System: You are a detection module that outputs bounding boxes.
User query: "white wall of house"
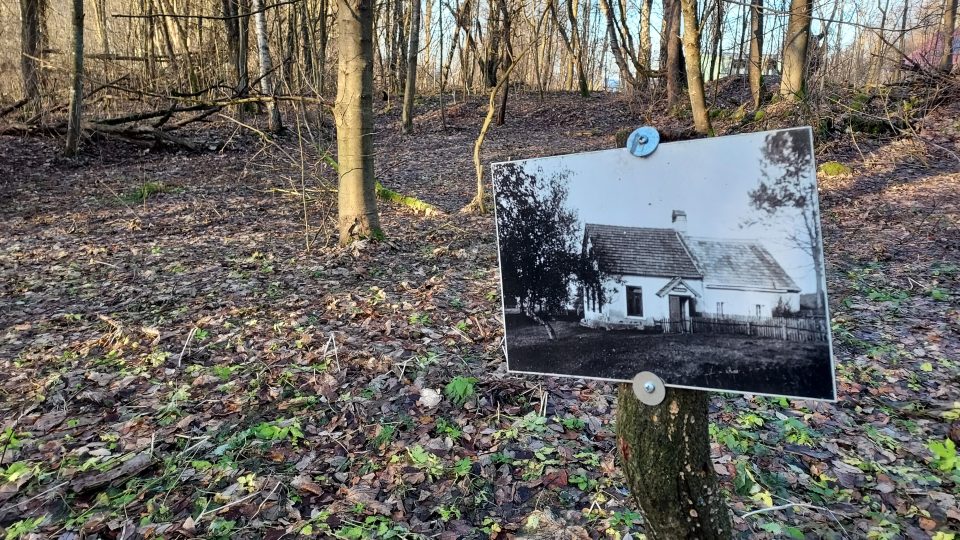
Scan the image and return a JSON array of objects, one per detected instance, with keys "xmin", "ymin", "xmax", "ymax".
[
  {"xmin": 584, "ymin": 275, "xmax": 705, "ymax": 326},
  {"xmin": 701, "ymin": 287, "xmax": 800, "ymax": 318}
]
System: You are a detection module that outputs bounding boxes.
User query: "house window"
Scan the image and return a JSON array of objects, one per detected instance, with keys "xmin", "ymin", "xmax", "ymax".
[
  {"xmin": 755, "ymin": 304, "xmax": 763, "ymax": 317},
  {"xmin": 627, "ymin": 287, "xmax": 643, "ymax": 316},
  {"xmin": 716, "ymin": 302, "xmax": 724, "ymax": 316}
]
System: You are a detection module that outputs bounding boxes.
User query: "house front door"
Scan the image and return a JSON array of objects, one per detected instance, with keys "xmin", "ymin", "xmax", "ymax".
[{"xmin": 668, "ymin": 295, "xmax": 690, "ymax": 333}]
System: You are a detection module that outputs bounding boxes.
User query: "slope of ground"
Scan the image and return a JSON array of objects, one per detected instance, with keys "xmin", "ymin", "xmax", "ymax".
[{"xmin": 0, "ymin": 91, "xmax": 958, "ymax": 539}]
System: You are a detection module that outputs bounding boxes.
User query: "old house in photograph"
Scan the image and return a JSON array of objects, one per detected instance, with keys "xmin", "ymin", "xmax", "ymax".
[{"xmin": 582, "ymin": 210, "xmax": 802, "ymax": 330}]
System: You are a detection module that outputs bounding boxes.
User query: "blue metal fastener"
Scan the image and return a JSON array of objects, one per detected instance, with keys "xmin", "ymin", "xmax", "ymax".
[{"xmin": 626, "ymin": 126, "xmax": 660, "ymax": 157}]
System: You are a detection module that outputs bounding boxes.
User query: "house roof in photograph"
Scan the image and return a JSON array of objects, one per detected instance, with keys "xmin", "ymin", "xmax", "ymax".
[
  {"xmin": 582, "ymin": 224, "xmax": 802, "ymax": 293},
  {"xmin": 583, "ymin": 224, "xmax": 703, "ymax": 279},
  {"xmin": 683, "ymin": 237, "xmax": 801, "ymax": 292}
]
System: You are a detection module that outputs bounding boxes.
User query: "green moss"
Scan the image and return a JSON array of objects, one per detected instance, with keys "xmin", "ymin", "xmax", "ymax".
[
  {"xmin": 819, "ymin": 161, "xmax": 852, "ymax": 176},
  {"xmin": 851, "ymin": 93, "xmax": 871, "ymax": 112},
  {"xmin": 753, "ymin": 110, "xmax": 766, "ymax": 122}
]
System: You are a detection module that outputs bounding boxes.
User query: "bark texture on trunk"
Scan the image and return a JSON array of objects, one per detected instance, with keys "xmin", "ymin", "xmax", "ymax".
[
  {"xmin": 617, "ymin": 385, "xmax": 732, "ymax": 540},
  {"xmin": 65, "ymin": 0, "xmax": 84, "ymax": 157},
  {"xmin": 20, "ymin": 0, "xmax": 45, "ymax": 110},
  {"xmin": 335, "ymin": 0, "xmax": 382, "ymax": 244},
  {"xmin": 253, "ymin": 0, "xmax": 282, "ymax": 132},
  {"xmin": 679, "ymin": 0, "xmax": 711, "ymax": 135},
  {"xmin": 780, "ymin": 0, "xmax": 812, "ymax": 101},
  {"xmin": 401, "ymin": 0, "xmax": 421, "ymax": 132},
  {"xmin": 748, "ymin": 0, "xmax": 764, "ymax": 110},
  {"xmin": 940, "ymin": 0, "xmax": 958, "ymax": 72}
]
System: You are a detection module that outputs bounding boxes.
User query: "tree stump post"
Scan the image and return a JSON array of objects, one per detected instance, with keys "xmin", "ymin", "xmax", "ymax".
[
  {"xmin": 609, "ymin": 129, "xmax": 731, "ymax": 539},
  {"xmin": 616, "ymin": 384, "xmax": 732, "ymax": 539}
]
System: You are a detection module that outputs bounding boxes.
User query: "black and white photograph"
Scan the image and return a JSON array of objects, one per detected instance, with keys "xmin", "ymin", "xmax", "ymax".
[{"xmin": 493, "ymin": 127, "xmax": 835, "ymax": 400}]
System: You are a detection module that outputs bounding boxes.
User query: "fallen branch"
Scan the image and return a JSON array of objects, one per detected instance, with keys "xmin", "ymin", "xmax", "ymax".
[
  {"xmin": 320, "ymin": 153, "xmax": 443, "ymax": 215},
  {"xmin": 70, "ymin": 451, "xmax": 154, "ymax": 493},
  {"xmin": 375, "ymin": 182, "xmax": 444, "ymax": 216},
  {"xmin": 0, "ymin": 99, "xmax": 29, "ymax": 119}
]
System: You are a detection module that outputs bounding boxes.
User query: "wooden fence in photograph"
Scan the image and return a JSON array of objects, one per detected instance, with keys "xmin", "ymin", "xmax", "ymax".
[{"xmin": 654, "ymin": 315, "xmax": 829, "ymax": 343}]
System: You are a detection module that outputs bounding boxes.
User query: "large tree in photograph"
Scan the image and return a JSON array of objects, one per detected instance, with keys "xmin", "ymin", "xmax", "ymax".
[
  {"xmin": 780, "ymin": 0, "xmax": 813, "ymax": 100},
  {"xmin": 335, "ymin": 0, "xmax": 382, "ymax": 244},
  {"xmin": 493, "ymin": 163, "xmax": 606, "ymax": 339},
  {"xmin": 750, "ymin": 129, "xmax": 823, "ymax": 309}
]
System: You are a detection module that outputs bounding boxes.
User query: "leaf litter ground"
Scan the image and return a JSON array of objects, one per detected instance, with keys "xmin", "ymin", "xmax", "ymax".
[{"xmin": 0, "ymin": 91, "xmax": 958, "ymax": 539}]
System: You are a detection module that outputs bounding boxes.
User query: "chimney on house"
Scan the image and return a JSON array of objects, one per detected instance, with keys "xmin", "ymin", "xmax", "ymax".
[{"xmin": 671, "ymin": 210, "xmax": 687, "ymax": 233}]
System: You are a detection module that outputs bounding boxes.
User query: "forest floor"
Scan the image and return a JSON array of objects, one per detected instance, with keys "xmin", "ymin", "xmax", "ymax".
[{"xmin": 1, "ymin": 85, "xmax": 959, "ymax": 540}]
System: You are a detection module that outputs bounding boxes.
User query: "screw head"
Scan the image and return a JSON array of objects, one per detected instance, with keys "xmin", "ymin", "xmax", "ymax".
[{"xmin": 643, "ymin": 381, "xmax": 656, "ymax": 394}]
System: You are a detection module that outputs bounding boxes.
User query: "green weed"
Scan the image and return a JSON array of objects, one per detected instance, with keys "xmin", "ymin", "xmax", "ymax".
[
  {"xmin": 928, "ymin": 439, "xmax": 958, "ymax": 472},
  {"xmin": 124, "ymin": 181, "xmax": 176, "ymax": 203},
  {"xmin": 4, "ymin": 516, "xmax": 45, "ymax": 539},
  {"xmin": 250, "ymin": 418, "xmax": 304, "ymax": 446},
  {"xmin": 558, "ymin": 416, "xmax": 586, "ymax": 431},
  {"xmin": 444, "ymin": 376, "xmax": 477, "ymax": 406},
  {"xmin": 435, "ymin": 417, "xmax": 462, "ymax": 440},
  {"xmin": 407, "ymin": 445, "xmax": 444, "ymax": 480}
]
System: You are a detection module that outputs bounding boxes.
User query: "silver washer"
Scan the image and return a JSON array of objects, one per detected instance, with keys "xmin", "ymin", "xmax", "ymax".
[{"xmin": 632, "ymin": 371, "xmax": 666, "ymax": 406}]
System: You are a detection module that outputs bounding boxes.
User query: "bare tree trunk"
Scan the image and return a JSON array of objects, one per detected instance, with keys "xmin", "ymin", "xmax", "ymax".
[
  {"xmin": 639, "ymin": 0, "xmax": 652, "ymax": 87},
  {"xmin": 65, "ymin": 0, "xmax": 84, "ymax": 157},
  {"xmin": 780, "ymin": 0, "xmax": 812, "ymax": 101},
  {"xmin": 664, "ymin": 0, "xmax": 684, "ymax": 107},
  {"xmin": 423, "ymin": 0, "xmax": 433, "ymax": 69},
  {"xmin": 223, "ymin": 0, "xmax": 251, "ymax": 97},
  {"xmin": 940, "ymin": 0, "xmax": 958, "ymax": 72},
  {"xmin": 336, "ymin": 0, "xmax": 382, "ymax": 244},
  {"xmin": 19, "ymin": 0, "xmax": 46, "ymax": 112},
  {"xmin": 482, "ymin": 0, "xmax": 503, "ymax": 87},
  {"xmin": 298, "ymin": 1, "xmax": 315, "ymax": 91},
  {"xmin": 401, "ymin": 0, "xmax": 422, "ymax": 133},
  {"xmin": 868, "ymin": 0, "xmax": 890, "ymax": 86},
  {"xmin": 748, "ymin": 0, "xmax": 764, "ymax": 109},
  {"xmin": 617, "ymin": 386, "xmax": 732, "ymax": 540},
  {"xmin": 707, "ymin": 0, "xmax": 722, "ymax": 84},
  {"xmin": 93, "ymin": 0, "xmax": 110, "ymax": 60},
  {"xmin": 439, "ymin": 0, "xmax": 447, "ymax": 130},
  {"xmin": 145, "ymin": 0, "xmax": 158, "ymax": 81},
  {"xmin": 283, "ymin": 4, "xmax": 296, "ymax": 90},
  {"xmin": 253, "ymin": 0, "xmax": 282, "ymax": 132},
  {"xmin": 391, "ymin": 0, "xmax": 408, "ymax": 92},
  {"xmin": 549, "ymin": 0, "xmax": 589, "ymax": 96},
  {"xmin": 317, "ymin": 0, "xmax": 330, "ymax": 93},
  {"xmin": 495, "ymin": 0, "xmax": 513, "ymax": 125},
  {"xmin": 679, "ymin": 0, "xmax": 711, "ymax": 134},
  {"xmin": 599, "ymin": 0, "xmax": 637, "ymax": 91}
]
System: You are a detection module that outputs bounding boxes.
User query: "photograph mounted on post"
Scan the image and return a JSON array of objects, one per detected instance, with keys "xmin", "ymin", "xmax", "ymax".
[{"xmin": 492, "ymin": 127, "xmax": 836, "ymax": 401}]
